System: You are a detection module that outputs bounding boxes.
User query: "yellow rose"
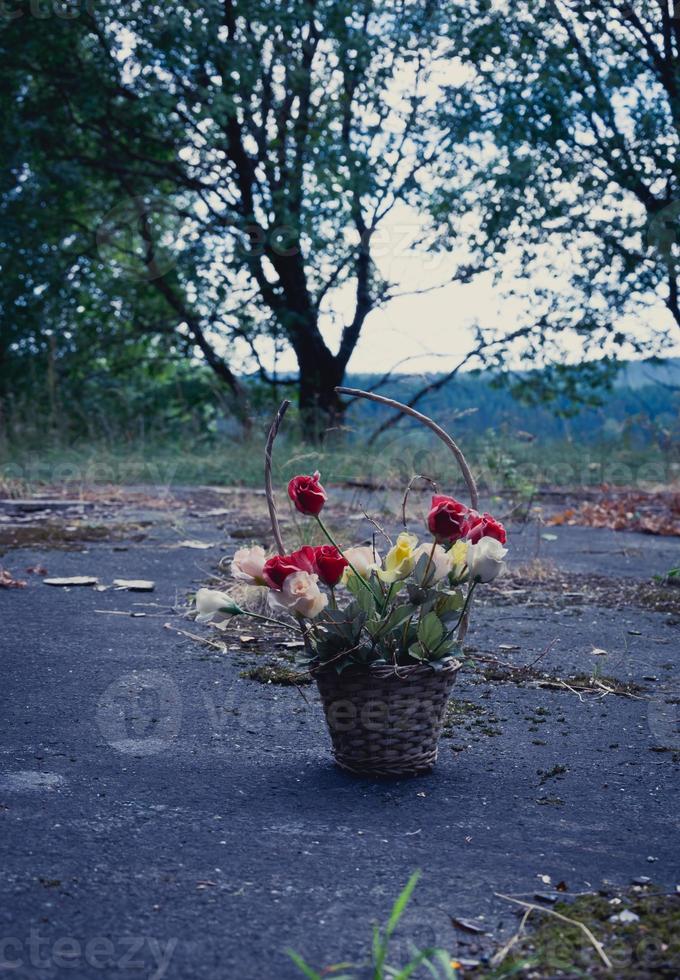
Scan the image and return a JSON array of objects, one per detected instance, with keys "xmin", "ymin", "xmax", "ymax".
[
  {"xmin": 449, "ymin": 539, "xmax": 469, "ymax": 581},
  {"xmin": 378, "ymin": 532, "xmax": 419, "ymax": 584}
]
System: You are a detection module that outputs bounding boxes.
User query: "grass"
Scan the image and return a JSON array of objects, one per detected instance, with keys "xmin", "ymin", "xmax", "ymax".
[
  {"xmin": 287, "ymin": 877, "xmax": 680, "ymax": 979},
  {"xmin": 470, "ymin": 887, "xmax": 680, "ymax": 978},
  {"xmin": 288, "ymin": 872, "xmax": 459, "ymax": 980},
  {"xmin": 1, "ymin": 430, "xmax": 677, "ymax": 493}
]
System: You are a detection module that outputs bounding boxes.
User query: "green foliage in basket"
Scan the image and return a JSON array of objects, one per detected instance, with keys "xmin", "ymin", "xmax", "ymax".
[{"xmin": 194, "ymin": 470, "xmax": 509, "ymax": 673}]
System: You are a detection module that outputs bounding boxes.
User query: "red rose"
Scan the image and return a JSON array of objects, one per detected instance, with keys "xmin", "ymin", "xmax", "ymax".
[
  {"xmin": 288, "ymin": 471, "xmax": 327, "ymax": 516},
  {"xmin": 427, "ymin": 494, "xmax": 469, "ymax": 542},
  {"xmin": 312, "ymin": 545, "xmax": 348, "ymax": 587},
  {"xmin": 464, "ymin": 512, "xmax": 507, "ymax": 545},
  {"xmin": 263, "ymin": 546, "xmax": 316, "ymax": 589}
]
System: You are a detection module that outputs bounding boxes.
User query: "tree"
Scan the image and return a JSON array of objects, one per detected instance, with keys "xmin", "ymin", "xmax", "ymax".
[
  {"xmin": 1, "ymin": 0, "xmax": 477, "ymax": 439},
  {"xmin": 432, "ymin": 0, "xmax": 680, "ymax": 377}
]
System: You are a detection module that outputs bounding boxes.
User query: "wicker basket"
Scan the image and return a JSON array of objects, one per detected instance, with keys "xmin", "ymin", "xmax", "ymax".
[{"xmin": 315, "ymin": 659, "xmax": 462, "ymax": 777}]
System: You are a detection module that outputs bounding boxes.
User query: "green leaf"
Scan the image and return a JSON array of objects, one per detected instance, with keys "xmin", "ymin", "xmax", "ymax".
[
  {"xmin": 408, "ymin": 642, "xmax": 427, "ymax": 661},
  {"xmin": 406, "ymin": 584, "xmax": 429, "ymax": 606},
  {"xmin": 364, "ymin": 617, "xmax": 384, "ymax": 639},
  {"xmin": 411, "ymin": 551, "xmax": 433, "ymax": 585},
  {"xmin": 417, "ymin": 612, "xmax": 444, "ymax": 652},
  {"xmin": 383, "ymin": 603, "xmax": 416, "ymax": 634},
  {"xmin": 435, "ymin": 591, "xmax": 465, "ymax": 622},
  {"xmin": 345, "ymin": 577, "xmax": 377, "ymax": 616}
]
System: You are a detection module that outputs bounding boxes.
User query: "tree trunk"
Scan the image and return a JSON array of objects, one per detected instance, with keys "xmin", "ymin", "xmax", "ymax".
[{"xmin": 297, "ymin": 347, "xmax": 346, "ymax": 442}]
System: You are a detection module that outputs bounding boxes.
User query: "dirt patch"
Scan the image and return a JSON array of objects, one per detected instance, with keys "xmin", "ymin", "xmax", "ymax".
[
  {"xmin": 442, "ymin": 699, "xmax": 502, "ymax": 745},
  {"xmin": 468, "ymin": 887, "xmax": 680, "ymax": 978},
  {"xmin": 548, "ymin": 489, "xmax": 680, "ymax": 536},
  {"xmin": 240, "ymin": 663, "xmax": 313, "ymax": 686},
  {"xmin": 493, "ymin": 562, "xmax": 680, "ymax": 616},
  {"xmin": 0, "ymin": 522, "xmax": 148, "ymax": 555}
]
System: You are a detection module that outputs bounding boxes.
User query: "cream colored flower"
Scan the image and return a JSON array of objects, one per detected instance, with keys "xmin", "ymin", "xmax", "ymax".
[
  {"xmin": 377, "ymin": 532, "xmax": 419, "ymax": 584},
  {"xmin": 340, "ymin": 545, "xmax": 381, "ymax": 584},
  {"xmin": 230, "ymin": 545, "xmax": 268, "ymax": 585},
  {"xmin": 195, "ymin": 588, "xmax": 243, "ymax": 623},
  {"xmin": 269, "ymin": 571, "xmax": 328, "ymax": 618},
  {"xmin": 468, "ymin": 537, "xmax": 507, "ymax": 583},
  {"xmin": 413, "ymin": 543, "xmax": 452, "ymax": 584}
]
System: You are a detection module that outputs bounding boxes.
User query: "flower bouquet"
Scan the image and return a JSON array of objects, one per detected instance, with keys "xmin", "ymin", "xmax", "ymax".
[{"xmin": 195, "ymin": 388, "xmax": 508, "ymax": 776}]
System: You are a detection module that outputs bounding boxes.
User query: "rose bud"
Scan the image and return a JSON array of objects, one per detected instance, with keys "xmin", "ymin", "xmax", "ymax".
[
  {"xmin": 313, "ymin": 545, "xmax": 348, "ymax": 587},
  {"xmin": 427, "ymin": 494, "xmax": 469, "ymax": 542},
  {"xmin": 195, "ymin": 588, "xmax": 243, "ymax": 623},
  {"xmin": 288, "ymin": 471, "xmax": 327, "ymax": 516},
  {"xmin": 464, "ymin": 512, "xmax": 507, "ymax": 545},
  {"xmin": 262, "ymin": 546, "xmax": 316, "ymax": 590}
]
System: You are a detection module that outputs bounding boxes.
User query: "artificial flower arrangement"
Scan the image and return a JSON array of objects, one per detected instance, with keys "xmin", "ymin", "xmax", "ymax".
[
  {"xmin": 196, "ymin": 475, "xmax": 507, "ymax": 672},
  {"xmin": 195, "ymin": 389, "xmax": 509, "ymax": 776}
]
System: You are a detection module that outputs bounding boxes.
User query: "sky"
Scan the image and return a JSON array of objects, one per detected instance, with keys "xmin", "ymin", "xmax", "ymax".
[{"xmin": 250, "ymin": 198, "xmax": 679, "ymax": 378}]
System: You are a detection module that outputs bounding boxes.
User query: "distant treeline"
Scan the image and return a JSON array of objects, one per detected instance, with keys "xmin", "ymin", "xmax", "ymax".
[
  {"xmin": 344, "ymin": 361, "xmax": 680, "ymax": 448},
  {"xmin": 2, "ymin": 355, "xmax": 678, "ymax": 449}
]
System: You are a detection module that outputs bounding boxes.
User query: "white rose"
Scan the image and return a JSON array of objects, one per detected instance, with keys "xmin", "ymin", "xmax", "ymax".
[
  {"xmin": 341, "ymin": 545, "xmax": 381, "ymax": 581},
  {"xmin": 230, "ymin": 545, "xmax": 267, "ymax": 585},
  {"xmin": 413, "ymin": 543, "xmax": 452, "ymax": 584},
  {"xmin": 269, "ymin": 571, "xmax": 328, "ymax": 619},
  {"xmin": 467, "ymin": 538, "xmax": 507, "ymax": 583},
  {"xmin": 195, "ymin": 588, "xmax": 243, "ymax": 623}
]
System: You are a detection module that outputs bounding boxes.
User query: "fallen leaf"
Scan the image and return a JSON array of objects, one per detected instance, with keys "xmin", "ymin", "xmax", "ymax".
[
  {"xmin": 43, "ymin": 576, "xmax": 98, "ymax": 587},
  {"xmin": 239, "ymin": 635, "xmax": 257, "ymax": 644},
  {"xmin": 591, "ymin": 647, "xmax": 608, "ymax": 656},
  {"xmin": 176, "ymin": 540, "xmax": 216, "ymax": 550},
  {"xmin": 113, "ymin": 579, "xmax": 155, "ymax": 592},
  {"xmin": 450, "ymin": 918, "xmax": 487, "ymax": 935},
  {"xmin": 0, "ymin": 568, "xmax": 27, "ymax": 588}
]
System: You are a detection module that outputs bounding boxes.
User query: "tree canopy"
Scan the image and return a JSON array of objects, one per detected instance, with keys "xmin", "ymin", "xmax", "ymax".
[
  {"xmin": 433, "ymin": 0, "xmax": 679, "ymax": 392},
  {"xmin": 1, "ymin": 0, "xmax": 678, "ymax": 440}
]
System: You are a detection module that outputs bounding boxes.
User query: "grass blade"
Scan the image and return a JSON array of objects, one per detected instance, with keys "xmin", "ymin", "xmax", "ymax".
[
  {"xmin": 386, "ymin": 871, "xmax": 421, "ymax": 937},
  {"xmin": 286, "ymin": 949, "xmax": 323, "ymax": 980}
]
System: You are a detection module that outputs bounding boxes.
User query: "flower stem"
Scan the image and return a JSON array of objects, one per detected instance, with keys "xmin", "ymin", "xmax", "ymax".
[
  {"xmin": 421, "ymin": 538, "xmax": 438, "ymax": 585},
  {"xmin": 243, "ymin": 610, "xmax": 302, "ymax": 634},
  {"xmin": 453, "ymin": 581, "xmax": 477, "ymax": 639},
  {"xmin": 315, "ymin": 516, "xmax": 376, "ymax": 600}
]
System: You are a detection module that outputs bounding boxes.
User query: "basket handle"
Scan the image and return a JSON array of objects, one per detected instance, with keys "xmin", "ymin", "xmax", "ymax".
[
  {"xmin": 264, "ymin": 399, "xmax": 290, "ymax": 555},
  {"xmin": 335, "ymin": 386, "xmax": 479, "ymax": 510}
]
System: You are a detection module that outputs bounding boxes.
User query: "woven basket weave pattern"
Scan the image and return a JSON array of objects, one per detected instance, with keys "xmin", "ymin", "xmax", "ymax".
[{"xmin": 315, "ymin": 660, "xmax": 461, "ymax": 776}]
